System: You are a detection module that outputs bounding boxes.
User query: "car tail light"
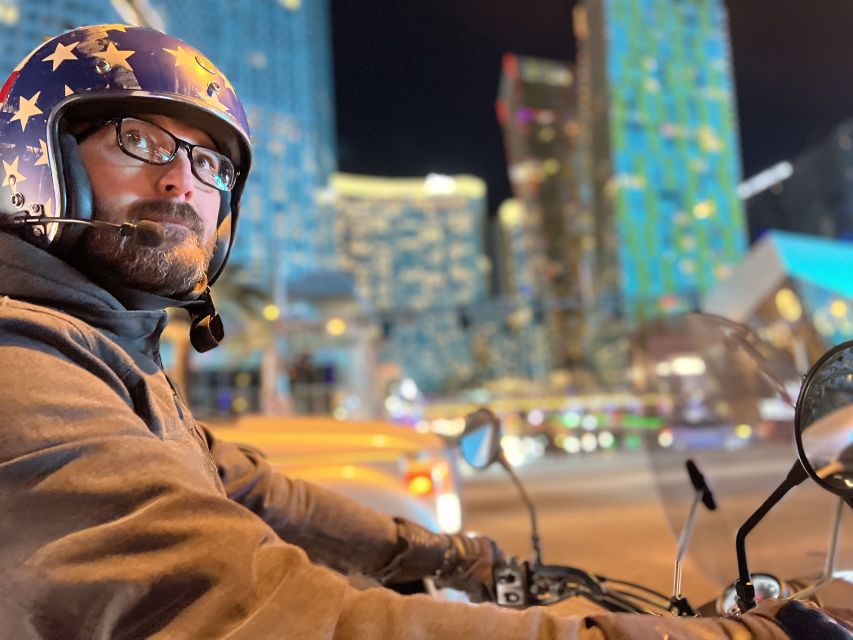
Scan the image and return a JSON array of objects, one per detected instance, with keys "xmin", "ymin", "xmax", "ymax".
[
  {"xmin": 404, "ymin": 457, "xmax": 461, "ymax": 533},
  {"xmin": 405, "ymin": 471, "xmax": 434, "ymax": 497}
]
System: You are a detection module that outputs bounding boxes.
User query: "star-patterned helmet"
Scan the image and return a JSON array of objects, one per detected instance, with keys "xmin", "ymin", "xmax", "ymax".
[{"xmin": 0, "ymin": 24, "xmax": 252, "ymax": 285}]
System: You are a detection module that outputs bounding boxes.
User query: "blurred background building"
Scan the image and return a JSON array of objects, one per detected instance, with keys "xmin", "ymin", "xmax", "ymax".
[
  {"xmin": 741, "ymin": 119, "xmax": 853, "ymax": 242},
  {"xmin": 496, "ymin": 53, "xmax": 589, "ymax": 371},
  {"xmin": 331, "ymin": 173, "xmax": 550, "ymax": 398},
  {"xmin": 573, "ymin": 0, "xmax": 748, "ymax": 386}
]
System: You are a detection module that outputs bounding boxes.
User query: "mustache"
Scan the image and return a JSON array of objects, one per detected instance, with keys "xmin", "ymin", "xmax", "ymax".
[{"xmin": 127, "ymin": 200, "xmax": 205, "ymax": 234}]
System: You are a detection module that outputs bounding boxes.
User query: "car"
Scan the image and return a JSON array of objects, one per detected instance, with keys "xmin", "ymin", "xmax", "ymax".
[{"xmin": 206, "ymin": 414, "xmax": 463, "ymax": 536}]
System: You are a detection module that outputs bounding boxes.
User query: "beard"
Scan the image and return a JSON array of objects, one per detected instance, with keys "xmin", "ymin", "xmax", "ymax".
[{"xmin": 83, "ymin": 198, "xmax": 217, "ymax": 297}]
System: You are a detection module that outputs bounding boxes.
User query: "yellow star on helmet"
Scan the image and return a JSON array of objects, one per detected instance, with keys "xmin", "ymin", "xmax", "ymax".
[
  {"xmin": 64, "ymin": 85, "xmax": 74, "ymax": 97},
  {"xmin": 42, "ymin": 41, "xmax": 78, "ymax": 71},
  {"xmin": 3, "ymin": 156, "xmax": 26, "ymax": 187},
  {"xmin": 9, "ymin": 91, "xmax": 43, "ymax": 132},
  {"xmin": 92, "ymin": 42, "xmax": 136, "ymax": 70},
  {"xmin": 164, "ymin": 45, "xmax": 198, "ymax": 69},
  {"xmin": 34, "ymin": 139, "xmax": 49, "ymax": 166},
  {"xmin": 220, "ymin": 71, "xmax": 236, "ymax": 95},
  {"xmin": 104, "ymin": 24, "xmax": 129, "ymax": 34}
]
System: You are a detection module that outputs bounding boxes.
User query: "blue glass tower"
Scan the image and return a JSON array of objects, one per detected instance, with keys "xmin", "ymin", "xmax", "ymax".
[
  {"xmin": 0, "ymin": 1, "xmax": 120, "ymax": 69},
  {"xmin": 577, "ymin": 0, "xmax": 747, "ymax": 320}
]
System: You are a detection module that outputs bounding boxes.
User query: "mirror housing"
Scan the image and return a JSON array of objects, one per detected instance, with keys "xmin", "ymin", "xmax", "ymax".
[
  {"xmin": 794, "ymin": 340, "xmax": 853, "ymax": 499},
  {"xmin": 460, "ymin": 408, "xmax": 503, "ymax": 470}
]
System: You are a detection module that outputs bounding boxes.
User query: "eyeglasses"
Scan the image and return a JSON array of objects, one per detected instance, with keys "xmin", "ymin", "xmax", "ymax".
[{"xmin": 86, "ymin": 117, "xmax": 237, "ymax": 192}]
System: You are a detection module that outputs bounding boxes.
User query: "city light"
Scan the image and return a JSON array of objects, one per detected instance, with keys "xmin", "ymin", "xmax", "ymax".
[
  {"xmin": 562, "ymin": 411, "xmax": 582, "ymax": 428},
  {"xmin": 262, "ymin": 304, "xmax": 280, "ymax": 321},
  {"xmin": 325, "ymin": 317, "xmax": 347, "ymax": 336},
  {"xmin": 775, "ymin": 288, "xmax": 803, "ymax": 323},
  {"xmin": 670, "ymin": 356, "xmax": 706, "ymax": 376},
  {"xmin": 658, "ymin": 430, "xmax": 674, "ymax": 448},
  {"xmin": 831, "ymin": 299, "xmax": 848, "ymax": 318},
  {"xmin": 737, "ymin": 161, "xmax": 793, "ymax": 199},
  {"xmin": 598, "ymin": 431, "xmax": 616, "ymax": 449},
  {"xmin": 399, "ymin": 378, "xmax": 419, "ymax": 401},
  {"xmin": 563, "ymin": 436, "xmax": 581, "ymax": 454},
  {"xmin": 424, "ymin": 173, "xmax": 457, "ymax": 195},
  {"xmin": 0, "ymin": 2, "xmax": 18, "ymax": 25},
  {"xmin": 370, "ymin": 435, "xmax": 390, "ymax": 447},
  {"xmin": 735, "ymin": 424, "xmax": 753, "ymax": 439},
  {"xmin": 692, "ymin": 200, "xmax": 717, "ymax": 219},
  {"xmin": 580, "ymin": 432, "xmax": 598, "ymax": 452},
  {"xmin": 527, "ymin": 409, "xmax": 545, "ymax": 426}
]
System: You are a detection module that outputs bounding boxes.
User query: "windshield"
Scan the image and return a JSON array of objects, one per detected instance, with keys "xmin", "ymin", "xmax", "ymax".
[{"xmin": 644, "ymin": 313, "xmax": 852, "ymax": 602}]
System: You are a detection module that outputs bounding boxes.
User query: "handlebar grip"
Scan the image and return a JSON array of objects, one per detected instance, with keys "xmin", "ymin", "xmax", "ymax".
[{"xmin": 686, "ymin": 458, "xmax": 717, "ymax": 511}]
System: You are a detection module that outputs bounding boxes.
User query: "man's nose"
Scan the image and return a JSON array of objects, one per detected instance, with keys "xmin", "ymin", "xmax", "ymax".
[{"xmin": 155, "ymin": 149, "xmax": 197, "ymax": 200}]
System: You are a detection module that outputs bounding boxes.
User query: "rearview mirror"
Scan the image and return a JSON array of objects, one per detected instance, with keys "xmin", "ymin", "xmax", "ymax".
[
  {"xmin": 794, "ymin": 340, "xmax": 853, "ymax": 498},
  {"xmin": 459, "ymin": 408, "xmax": 503, "ymax": 470}
]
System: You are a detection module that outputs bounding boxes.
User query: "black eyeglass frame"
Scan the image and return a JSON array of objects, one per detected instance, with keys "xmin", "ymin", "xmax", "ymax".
[{"xmin": 77, "ymin": 117, "xmax": 238, "ymax": 192}]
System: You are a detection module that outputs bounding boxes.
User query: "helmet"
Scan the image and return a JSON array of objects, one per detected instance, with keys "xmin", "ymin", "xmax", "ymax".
[{"xmin": 0, "ymin": 24, "xmax": 252, "ymax": 287}]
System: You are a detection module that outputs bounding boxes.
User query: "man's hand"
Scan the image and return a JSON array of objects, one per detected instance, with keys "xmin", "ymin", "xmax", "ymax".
[{"xmin": 370, "ymin": 518, "xmax": 503, "ymax": 602}]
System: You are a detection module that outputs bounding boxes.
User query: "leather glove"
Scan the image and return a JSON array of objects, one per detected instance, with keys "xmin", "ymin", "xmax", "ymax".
[{"xmin": 370, "ymin": 517, "xmax": 503, "ymax": 602}]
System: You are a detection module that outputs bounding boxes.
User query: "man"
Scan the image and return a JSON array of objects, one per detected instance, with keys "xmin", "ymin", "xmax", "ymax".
[{"xmin": 0, "ymin": 24, "xmax": 845, "ymax": 639}]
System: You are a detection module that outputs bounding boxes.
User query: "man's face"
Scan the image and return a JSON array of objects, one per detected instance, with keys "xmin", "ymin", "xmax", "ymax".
[{"xmin": 77, "ymin": 114, "xmax": 224, "ymax": 297}]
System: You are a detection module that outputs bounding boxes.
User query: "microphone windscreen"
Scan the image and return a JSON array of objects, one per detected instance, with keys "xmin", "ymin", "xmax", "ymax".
[{"xmin": 134, "ymin": 220, "xmax": 166, "ymax": 247}]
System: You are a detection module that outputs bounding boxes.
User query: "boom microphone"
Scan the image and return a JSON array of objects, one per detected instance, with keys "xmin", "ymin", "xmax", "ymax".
[{"xmin": 4, "ymin": 215, "xmax": 166, "ymax": 247}]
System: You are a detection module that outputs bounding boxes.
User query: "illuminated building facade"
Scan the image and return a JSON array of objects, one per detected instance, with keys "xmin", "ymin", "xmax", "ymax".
[
  {"xmin": 333, "ymin": 174, "xmax": 549, "ymax": 394},
  {"xmin": 496, "ymin": 54, "xmax": 590, "ymax": 368},
  {"xmin": 742, "ymin": 120, "xmax": 853, "ymax": 243},
  {"xmin": 495, "ymin": 199, "xmax": 538, "ymax": 301},
  {"xmin": 332, "ymin": 174, "xmax": 485, "ymax": 394},
  {"xmin": 575, "ymin": 0, "xmax": 747, "ymax": 319},
  {"xmin": 574, "ymin": 0, "xmax": 747, "ymax": 384}
]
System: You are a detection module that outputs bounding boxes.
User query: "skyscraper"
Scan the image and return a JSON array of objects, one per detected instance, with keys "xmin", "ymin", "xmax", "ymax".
[
  {"xmin": 574, "ymin": 0, "xmax": 747, "ymax": 384},
  {"xmin": 0, "ymin": 1, "xmax": 118, "ymax": 69},
  {"xmin": 496, "ymin": 53, "xmax": 590, "ymax": 368},
  {"xmin": 575, "ymin": 0, "xmax": 747, "ymax": 320},
  {"xmin": 333, "ymin": 173, "xmax": 488, "ymax": 394}
]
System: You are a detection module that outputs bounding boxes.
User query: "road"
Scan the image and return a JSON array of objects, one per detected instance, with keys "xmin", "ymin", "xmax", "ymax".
[{"xmin": 460, "ymin": 445, "xmax": 852, "ymax": 609}]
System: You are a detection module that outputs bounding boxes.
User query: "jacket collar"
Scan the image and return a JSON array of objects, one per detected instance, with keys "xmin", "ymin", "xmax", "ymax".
[{"xmin": 0, "ymin": 232, "xmax": 202, "ymax": 356}]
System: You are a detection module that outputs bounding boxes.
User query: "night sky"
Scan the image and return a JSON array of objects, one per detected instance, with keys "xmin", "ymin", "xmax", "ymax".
[{"xmin": 331, "ymin": 0, "xmax": 853, "ymax": 215}]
